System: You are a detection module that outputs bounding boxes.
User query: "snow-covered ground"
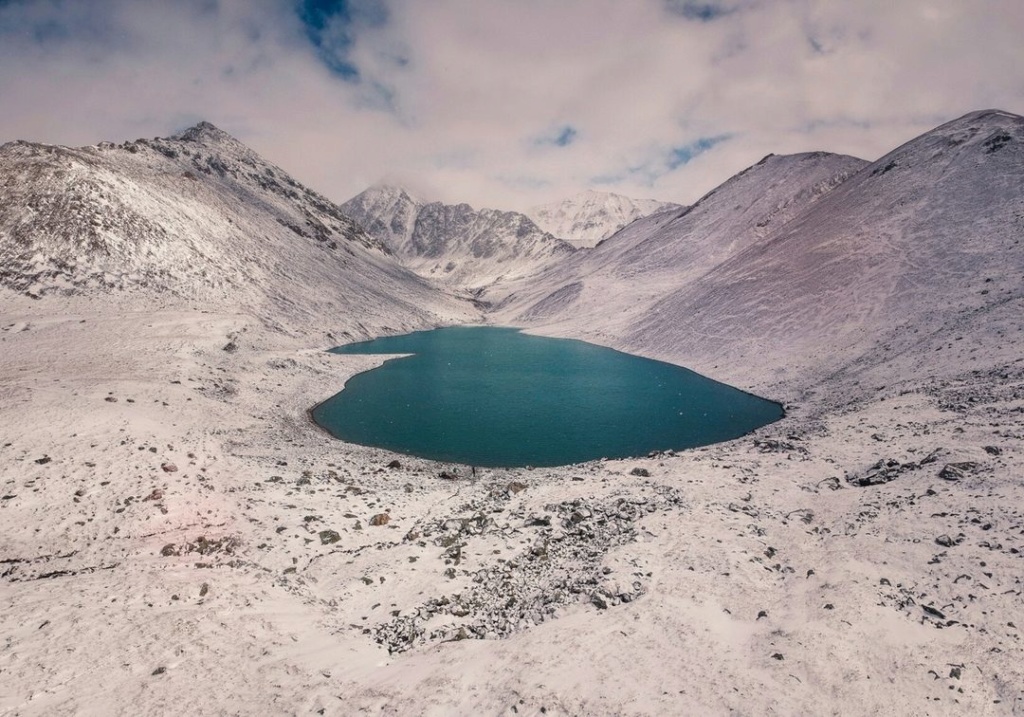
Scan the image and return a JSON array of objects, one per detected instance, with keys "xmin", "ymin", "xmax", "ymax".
[{"xmin": 2, "ymin": 113, "xmax": 1023, "ymax": 715}]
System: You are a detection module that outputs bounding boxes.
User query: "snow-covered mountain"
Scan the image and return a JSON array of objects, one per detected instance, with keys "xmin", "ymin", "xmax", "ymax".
[
  {"xmin": 527, "ymin": 190, "xmax": 682, "ymax": 248},
  {"xmin": 488, "ymin": 150, "xmax": 867, "ymax": 349},
  {"xmin": 624, "ymin": 109, "xmax": 1024, "ymax": 390},
  {"xmin": 496, "ymin": 109, "xmax": 1024, "ymax": 396},
  {"xmin": 341, "ymin": 185, "xmax": 575, "ymax": 290},
  {"xmin": 0, "ymin": 122, "xmax": 473, "ymax": 338}
]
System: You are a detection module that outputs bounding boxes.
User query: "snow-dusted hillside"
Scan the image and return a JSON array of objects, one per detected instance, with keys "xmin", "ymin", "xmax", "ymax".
[
  {"xmin": 489, "ymin": 150, "xmax": 867, "ymax": 351},
  {"xmin": 0, "ymin": 123, "xmax": 475, "ymax": 339},
  {"xmin": 527, "ymin": 189, "xmax": 682, "ymax": 248},
  {"xmin": 341, "ymin": 184, "xmax": 575, "ymax": 290},
  {"xmin": 620, "ymin": 110, "xmax": 1024, "ymax": 392}
]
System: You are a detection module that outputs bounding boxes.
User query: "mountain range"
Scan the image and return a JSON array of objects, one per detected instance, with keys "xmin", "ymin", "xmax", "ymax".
[
  {"xmin": 527, "ymin": 190, "xmax": 682, "ymax": 248},
  {"xmin": 340, "ymin": 184, "xmax": 576, "ymax": 291},
  {"xmin": 2, "ymin": 109, "xmax": 1022, "ymax": 399}
]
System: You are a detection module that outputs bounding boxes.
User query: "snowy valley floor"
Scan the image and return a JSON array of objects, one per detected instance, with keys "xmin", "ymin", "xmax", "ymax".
[{"xmin": 1, "ymin": 298, "xmax": 1022, "ymax": 716}]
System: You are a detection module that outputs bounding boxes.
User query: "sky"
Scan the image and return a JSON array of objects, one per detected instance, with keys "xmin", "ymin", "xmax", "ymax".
[{"xmin": 0, "ymin": 0, "xmax": 1022, "ymax": 211}]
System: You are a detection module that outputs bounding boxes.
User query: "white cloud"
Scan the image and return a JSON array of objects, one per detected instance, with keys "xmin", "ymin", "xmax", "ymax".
[{"xmin": 0, "ymin": 0, "xmax": 1022, "ymax": 211}]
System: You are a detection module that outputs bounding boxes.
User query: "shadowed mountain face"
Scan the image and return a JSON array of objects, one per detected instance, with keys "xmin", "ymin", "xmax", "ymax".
[
  {"xmin": 341, "ymin": 185, "xmax": 576, "ymax": 291},
  {"xmin": 0, "ymin": 122, "xmax": 474, "ymax": 337}
]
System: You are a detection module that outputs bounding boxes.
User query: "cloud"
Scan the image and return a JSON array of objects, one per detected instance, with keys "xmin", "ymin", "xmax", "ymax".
[{"xmin": 0, "ymin": 0, "xmax": 1022, "ymax": 211}]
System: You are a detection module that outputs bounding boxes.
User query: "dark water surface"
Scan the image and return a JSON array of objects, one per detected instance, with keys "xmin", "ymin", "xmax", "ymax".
[{"xmin": 312, "ymin": 326, "xmax": 782, "ymax": 467}]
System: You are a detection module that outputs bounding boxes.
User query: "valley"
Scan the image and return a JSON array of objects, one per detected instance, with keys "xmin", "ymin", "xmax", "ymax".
[{"xmin": 1, "ymin": 111, "xmax": 1022, "ymax": 715}]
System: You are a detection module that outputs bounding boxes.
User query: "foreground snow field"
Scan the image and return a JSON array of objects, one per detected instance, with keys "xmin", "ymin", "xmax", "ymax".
[
  {"xmin": 1, "ymin": 111, "xmax": 1023, "ymax": 715},
  {"xmin": 2, "ymin": 290, "xmax": 1020, "ymax": 716}
]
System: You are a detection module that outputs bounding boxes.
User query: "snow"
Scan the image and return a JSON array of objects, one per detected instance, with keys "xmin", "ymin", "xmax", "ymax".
[
  {"xmin": 527, "ymin": 189, "xmax": 682, "ymax": 248},
  {"xmin": 2, "ymin": 113, "xmax": 1023, "ymax": 715},
  {"xmin": 341, "ymin": 184, "xmax": 575, "ymax": 291}
]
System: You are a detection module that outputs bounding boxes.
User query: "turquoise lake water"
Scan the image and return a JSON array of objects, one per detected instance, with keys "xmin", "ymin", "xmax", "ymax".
[{"xmin": 311, "ymin": 326, "xmax": 782, "ymax": 467}]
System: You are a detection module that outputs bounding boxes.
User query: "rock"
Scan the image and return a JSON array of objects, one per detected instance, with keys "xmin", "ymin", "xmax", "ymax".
[
  {"xmin": 222, "ymin": 341, "xmax": 238, "ymax": 352},
  {"xmin": 922, "ymin": 605, "xmax": 946, "ymax": 619},
  {"xmin": 935, "ymin": 534, "xmax": 955, "ymax": 547},
  {"xmin": 318, "ymin": 529, "xmax": 341, "ymax": 544},
  {"xmin": 143, "ymin": 489, "xmax": 163, "ymax": 502},
  {"xmin": 850, "ymin": 458, "xmax": 902, "ymax": 486},
  {"xmin": 983, "ymin": 446, "xmax": 1002, "ymax": 456},
  {"xmin": 507, "ymin": 480, "xmax": 528, "ymax": 495},
  {"xmin": 757, "ymin": 610, "xmax": 768, "ymax": 620},
  {"xmin": 34, "ymin": 456, "xmax": 51, "ymax": 465},
  {"xmin": 104, "ymin": 396, "xmax": 118, "ymax": 403},
  {"xmin": 369, "ymin": 513, "xmax": 390, "ymax": 526},
  {"xmin": 591, "ymin": 593, "xmax": 608, "ymax": 610},
  {"xmin": 771, "ymin": 653, "xmax": 784, "ymax": 660},
  {"xmin": 152, "ymin": 666, "xmax": 166, "ymax": 676},
  {"xmin": 630, "ymin": 467, "xmax": 651, "ymax": 477},
  {"xmin": 160, "ymin": 543, "xmax": 178, "ymax": 557},
  {"xmin": 199, "ymin": 582, "xmax": 209, "ymax": 597},
  {"xmin": 161, "ymin": 463, "xmax": 178, "ymax": 473},
  {"xmin": 386, "ymin": 459, "xmax": 402, "ymax": 469},
  {"xmin": 938, "ymin": 462, "xmax": 978, "ymax": 481}
]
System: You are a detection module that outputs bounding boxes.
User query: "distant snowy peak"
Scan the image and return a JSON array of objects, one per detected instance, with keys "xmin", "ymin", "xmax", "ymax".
[
  {"xmin": 528, "ymin": 190, "xmax": 683, "ymax": 248},
  {"xmin": 341, "ymin": 185, "xmax": 575, "ymax": 289},
  {"xmin": 340, "ymin": 184, "xmax": 423, "ymax": 252}
]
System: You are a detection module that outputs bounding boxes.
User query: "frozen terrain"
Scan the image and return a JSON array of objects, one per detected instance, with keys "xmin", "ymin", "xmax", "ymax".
[{"xmin": 1, "ymin": 112, "xmax": 1023, "ymax": 716}]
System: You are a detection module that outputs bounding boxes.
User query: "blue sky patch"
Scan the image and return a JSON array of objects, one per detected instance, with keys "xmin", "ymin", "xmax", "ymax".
[
  {"xmin": 592, "ymin": 134, "xmax": 732, "ymax": 187},
  {"xmin": 665, "ymin": 1, "xmax": 735, "ymax": 22},
  {"xmin": 667, "ymin": 134, "xmax": 731, "ymax": 169},
  {"xmin": 534, "ymin": 124, "xmax": 578, "ymax": 148},
  {"xmin": 297, "ymin": 0, "xmax": 388, "ymax": 80}
]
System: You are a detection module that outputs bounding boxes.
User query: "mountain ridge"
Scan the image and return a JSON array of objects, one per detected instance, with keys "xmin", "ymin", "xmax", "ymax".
[
  {"xmin": 0, "ymin": 122, "xmax": 474, "ymax": 338},
  {"xmin": 341, "ymin": 184, "xmax": 576, "ymax": 291}
]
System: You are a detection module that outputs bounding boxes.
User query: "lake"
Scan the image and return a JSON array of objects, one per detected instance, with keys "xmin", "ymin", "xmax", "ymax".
[{"xmin": 311, "ymin": 326, "xmax": 782, "ymax": 467}]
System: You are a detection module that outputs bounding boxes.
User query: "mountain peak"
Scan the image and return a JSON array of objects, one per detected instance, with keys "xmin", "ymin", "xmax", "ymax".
[
  {"xmin": 173, "ymin": 120, "xmax": 240, "ymax": 146},
  {"xmin": 528, "ymin": 191, "xmax": 682, "ymax": 248}
]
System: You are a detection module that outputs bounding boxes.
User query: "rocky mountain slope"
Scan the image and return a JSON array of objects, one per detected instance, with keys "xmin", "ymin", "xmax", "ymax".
[
  {"xmin": 488, "ymin": 150, "xmax": 868, "ymax": 359},
  {"xmin": 341, "ymin": 184, "xmax": 576, "ymax": 290},
  {"xmin": 0, "ymin": 123, "xmax": 474, "ymax": 339},
  {"xmin": 527, "ymin": 189, "xmax": 682, "ymax": 248}
]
